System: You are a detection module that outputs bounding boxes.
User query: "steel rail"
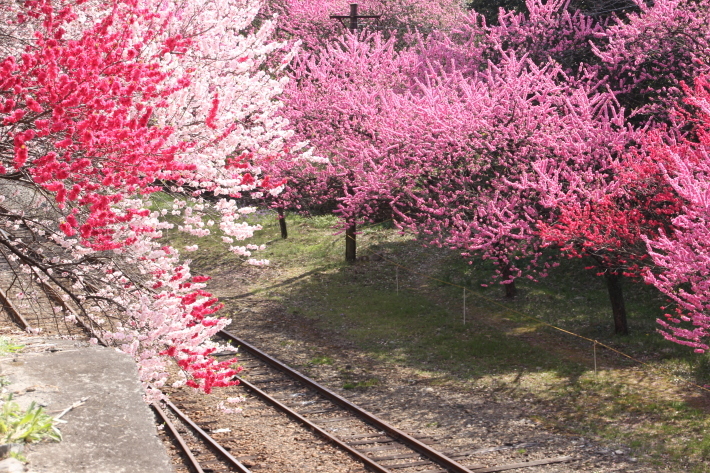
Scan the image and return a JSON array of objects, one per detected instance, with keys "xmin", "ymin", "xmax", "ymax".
[
  {"xmin": 163, "ymin": 399, "xmax": 252, "ymax": 473},
  {"xmin": 0, "ymin": 286, "xmax": 31, "ymax": 330},
  {"xmin": 0, "ymin": 221, "xmax": 103, "ymax": 340},
  {"xmin": 236, "ymin": 374, "xmax": 394, "ymax": 473},
  {"xmin": 220, "ymin": 329, "xmax": 477, "ymax": 473},
  {"xmin": 151, "ymin": 402, "xmax": 206, "ymax": 473},
  {"xmin": 33, "ymin": 277, "xmax": 109, "ymax": 346}
]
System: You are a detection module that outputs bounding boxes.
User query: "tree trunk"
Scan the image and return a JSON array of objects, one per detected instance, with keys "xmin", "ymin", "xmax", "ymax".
[
  {"xmin": 277, "ymin": 208, "xmax": 287, "ymax": 239},
  {"xmin": 345, "ymin": 223, "xmax": 356, "ymax": 263},
  {"xmin": 502, "ymin": 263, "xmax": 517, "ymax": 298},
  {"xmin": 605, "ymin": 272, "xmax": 629, "ymax": 335},
  {"xmin": 505, "ymin": 280, "xmax": 517, "ymax": 299}
]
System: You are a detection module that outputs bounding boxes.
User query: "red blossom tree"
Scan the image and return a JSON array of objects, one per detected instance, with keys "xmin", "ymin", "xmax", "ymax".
[
  {"xmin": 536, "ymin": 149, "xmax": 683, "ymax": 334},
  {"xmin": 0, "ymin": 0, "xmax": 292, "ymax": 398}
]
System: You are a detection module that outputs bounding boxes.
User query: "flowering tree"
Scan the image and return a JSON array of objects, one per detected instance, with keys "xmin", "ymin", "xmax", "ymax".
[
  {"xmin": 0, "ymin": 0, "xmax": 292, "ymax": 397},
  {"xmin": 263, "ymin": 0, "xmax": 465, "ymax": 50},
  {"xmin": 271, "ymin": 0, "xmax": 628, "ymax": 273},
  {"xmin": 384, "ymin": 50, "xmax": 633, "ymax": 297},
  {"xmin": 593, "ymin": 0, "xmax": 710, "ymax": 124},
  {"xmin": 268, "ymin": 0, "xmax": 710, "ymax": 332},
  {"xmin": 536, "ymin": 146, "xmax": 682, "ymax": 334},
  {"xmin": 265, "ymin": 32, "xmax": 418, "ymax": 259},
  {"xmin": 259, "ymin": 0, "xmax": 467, "ymax": 250},
  {"xmin": 267, "ymin": 0, "xmax": 604, "ymax": 263},
  {"xmin": 643, "ymin": 75, "xmax": 710, "ymax": 353},
  {"xmin": 412, "ymin": 0, "xmax": 707, "ymax": 317},
  {"xmin": 278, "ymin": 21, "xmax": 634, "ymax": 288},
  {"xmin": 513, "ymin": 0, "xmax": 710, "ymax": 332}
]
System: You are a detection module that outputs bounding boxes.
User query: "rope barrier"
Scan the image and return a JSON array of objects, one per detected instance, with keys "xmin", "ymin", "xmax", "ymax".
[
  {"xmin": 258, "ymin": 214, "xmax": 708, "ymax": 395},
  {"xmin": 345, "ymin": 231, "xmax": 710, "ymax": 395}
]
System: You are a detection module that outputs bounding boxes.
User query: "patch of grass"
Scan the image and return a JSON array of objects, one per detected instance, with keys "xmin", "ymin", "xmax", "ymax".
[
  {"xmin": 246, "ymin": 213, "xmax": 352, "ymax": 271},
  {"xmin": 309, "ymin": 355, "xmax": 334, "ymax": 365},
  {"xmin": 0, "ymin": 396, "xmax": 61, "ymax": 445},
  {"xmin": 0, "ymin": 337, "xmax": 23, "ymax": 356},
  {"xmin": 343, "ymin": 378, "xmax": 380, "ymax": 389},
  {"xmin": 292, "ymin": 270, "xmax": 574, "ymax": 378},
  {"xmin": 8, "ymin": 450, "xmax": 26, "ymax": 462},
  {"xmin": 540, "ymin": 375, "xmax": 710, "ymax": 468}
]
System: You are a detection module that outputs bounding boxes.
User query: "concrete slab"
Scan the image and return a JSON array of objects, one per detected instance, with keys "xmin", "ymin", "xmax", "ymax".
[{"xmin": 0, "ymin": 339, "xmax": 174, "ymax": 473}]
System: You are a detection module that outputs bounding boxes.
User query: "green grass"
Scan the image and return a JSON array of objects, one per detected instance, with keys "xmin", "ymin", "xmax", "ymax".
[
  {"xmin": 342, "ymin": 378, "xmax": 380, "ymax": 389},
  {"xmin": 0, "ymin": 336, "xmax": 62, "ymax": 451},
  {"xmin": 287, "ymin": 273, "xmax": 575, "ymax": 378},
  {"xmin": 309, "ymin": 355, "xmax": 335, "ymax": 365},
  {"xmin": 0, "ymin": 337, "xmax": 23, "ymax": 356},
  {"xmin": 0, "ymin": 396, "xmax": 62, "ymax": 446},
  {"xmin": 176, "ymin": 208, "xmax": 710, "ymax": 472}
]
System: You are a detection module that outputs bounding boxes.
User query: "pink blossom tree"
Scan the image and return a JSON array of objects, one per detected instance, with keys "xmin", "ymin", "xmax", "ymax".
[
  {"xmin": 269, "ymin": 0, "xmax": 710, "ymax": 321},
  {"xmin": 278, "ymin": 24, "xmax": 634, "ymax": 284},
  {"xmin": 383, "ymin": 50, "xmax": 634, "ymax": 297},
  {"xmin": 259, "ymin": 0, "xmax": 468, "ymax": 248},
  {"xmin": 412, "ymin": 0, "xmax": 709, "ymax": 319},
  {"xmin": 0, "ymin": 0, "xmax": 293, "ymax": 397},
  {"xmin": 643, "ymin": 75, "xmax": 710, "ymax": 353},
  {"xmin": 270, "ymin": 0, "xmax": 630, "ymax": 273},
  {"xmin": 592, "ymin": 0, "xmax": 710, "ymax": 124},
  {"xmin": 265, "ymin": 32, "xmax": 418, "ymax": 259},
  {"xmin": 263, "ymin": 0, "xmax": 465, "ymax": 50}
]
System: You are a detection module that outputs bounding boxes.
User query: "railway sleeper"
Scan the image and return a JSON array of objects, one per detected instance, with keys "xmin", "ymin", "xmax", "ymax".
[{"xmin": 370, "ymin": 452, "xmax": 422, "ymax": 461}]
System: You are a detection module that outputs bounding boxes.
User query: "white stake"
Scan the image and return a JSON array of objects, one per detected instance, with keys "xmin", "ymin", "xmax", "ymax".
[{"xmin": 463, "ymin": 288, "xmax": 466, "ymax": 325}]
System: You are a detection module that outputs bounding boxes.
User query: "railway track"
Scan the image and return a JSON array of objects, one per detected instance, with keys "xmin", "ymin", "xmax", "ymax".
[
  {"xmin": 0, "ymin": 203, "xmax": 577, "ymax": 472},
  {"xmin": 0, "ymin": 258, "xmax": 577, "ymax": 473},
  {"xmin": 0, "ymin": 281, "xmax": 578, "ymax": 473},
  {"xmin": 157, "ymin": 328, "xmax": 575, "ymax": 473},
  {"xmin": 152, "ymin": 400, "xmax": 252, "ymax": 473}
]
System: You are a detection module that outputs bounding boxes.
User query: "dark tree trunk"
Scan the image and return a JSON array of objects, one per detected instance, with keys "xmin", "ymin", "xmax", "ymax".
[
  {"xmin": 605, "ymin": 272, "xmax": 629, "ymax": 335},
  {"xmin": 505, "ymin": 280, "xmax": 517, "ymax": 299},
  {"xmin": 502, "ymin": 263, "xmax": 517, "ymax": 298},
  {"xmin": 277, "ymin": 208, "xmax": 287, "ymax": 239},
  {"xmin": 345, "ymin": 223, "xmax": 356, "ymax": 263}
]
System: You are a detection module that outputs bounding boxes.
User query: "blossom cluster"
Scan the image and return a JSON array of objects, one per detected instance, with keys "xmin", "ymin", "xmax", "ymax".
[
  {"xmin": 265, "ymin": 0, "xmax": 710, "ymax": 346},
  {"xmin": 0, "ymin": 0, "xmax": 294, "ymax": 394}
]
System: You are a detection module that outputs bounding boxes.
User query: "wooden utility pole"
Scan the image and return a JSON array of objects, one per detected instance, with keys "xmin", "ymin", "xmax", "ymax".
[
  {"xmin": 330, "ymin": 4, "xmax": 380, "ymax": 263},
  {"xmin": 330, "ymin": 3, "xmax": 381, "ymax": 32}
]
